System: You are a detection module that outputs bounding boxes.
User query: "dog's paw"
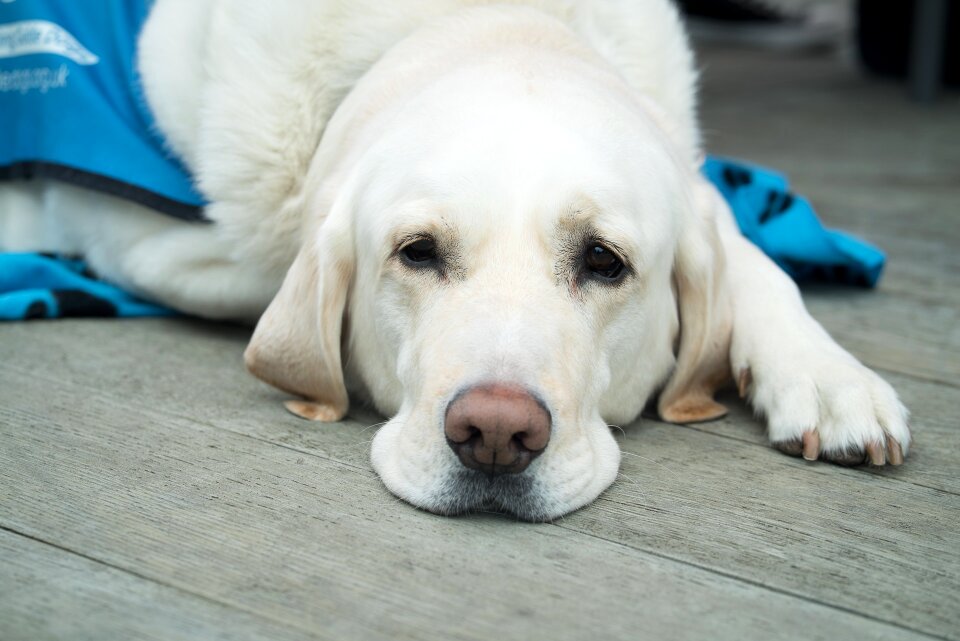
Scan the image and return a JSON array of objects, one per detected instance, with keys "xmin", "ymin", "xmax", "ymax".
[{"xmin": 736, "ymin": 349, "xmax": 910, "ymax": 466}]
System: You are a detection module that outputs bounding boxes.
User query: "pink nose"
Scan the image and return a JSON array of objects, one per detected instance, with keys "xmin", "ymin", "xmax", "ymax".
[{"xmin": 444, "ymin": 384, "xmax": 551, "ymax": 476}]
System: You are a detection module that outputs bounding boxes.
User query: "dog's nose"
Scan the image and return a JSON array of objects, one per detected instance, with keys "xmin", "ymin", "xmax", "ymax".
[{"xmin": 444, "ymin": 384, "xmax": 551, "ymax": 476}]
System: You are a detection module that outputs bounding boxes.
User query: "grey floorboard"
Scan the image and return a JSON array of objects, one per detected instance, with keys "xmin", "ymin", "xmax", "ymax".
[
  {"xmin": 0, "ymin": 530, "xmax": 315, "ymax": 641},
  {"xmin": 0, "ymin": 366, "xmax": 934, "ymax": 641},
  {"xmin": 1, "ymin": 320, "xmax": 957, "ymax": 639},
  {"xmin": 805, "ymin": 290, "xmax": 959, "ymax": 384}
]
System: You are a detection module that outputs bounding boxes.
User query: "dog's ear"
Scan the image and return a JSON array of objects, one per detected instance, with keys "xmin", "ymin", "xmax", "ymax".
[
  {"xmin": 244, "ymin": 216, "xmax": 353, "ymax": 422},
  {"xmin": 658, "ymin": 179, "xmax": 733, "ymax": 424}
]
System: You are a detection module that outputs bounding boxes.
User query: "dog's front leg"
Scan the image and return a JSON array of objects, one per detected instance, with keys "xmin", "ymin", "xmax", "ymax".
[{"xmin": 705, "ymin": 182, "xmax": 911, "ymax": 465}]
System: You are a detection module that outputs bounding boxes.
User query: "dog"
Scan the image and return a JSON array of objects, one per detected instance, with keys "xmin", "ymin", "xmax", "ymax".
[{"xmin": 0, "ymin": 0, "xmax": 910, "ymax": 521}]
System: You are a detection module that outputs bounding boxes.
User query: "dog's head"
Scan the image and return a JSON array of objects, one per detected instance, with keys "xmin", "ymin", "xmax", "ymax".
[{"xmin": 245, "ymin": 8, "xmax": 730, "ymax": 520}]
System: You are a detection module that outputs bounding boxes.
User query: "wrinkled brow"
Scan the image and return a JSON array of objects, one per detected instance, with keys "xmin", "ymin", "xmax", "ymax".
[
  {"xmin": 385, "ymin": 214, "xmax": 465, "ymax": 280},
  {"xmin": 385, "ymin": 215, "xmax": 457, "ymax": 256},
  {"xmin": 553, "ymin": 199, "xmax": 634, "ymax": 269}
]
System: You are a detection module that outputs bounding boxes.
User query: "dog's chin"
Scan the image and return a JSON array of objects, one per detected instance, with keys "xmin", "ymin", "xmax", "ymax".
[
  {"xmin": 386, "ymin": 465, "xmax": 620, "ymax": 522},
  {"xmin": 370, "ymin": 430, "xmax": 555, "ymax": 521},
  {"xmin": 420, "ymin": 470, "xmax": 556, "ymax": 522}
]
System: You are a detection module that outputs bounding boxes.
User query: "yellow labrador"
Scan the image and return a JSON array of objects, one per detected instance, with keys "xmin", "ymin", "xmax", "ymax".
[{"xmin": 2, "ymin": 0, "xmax": 910, "ymax": 520}]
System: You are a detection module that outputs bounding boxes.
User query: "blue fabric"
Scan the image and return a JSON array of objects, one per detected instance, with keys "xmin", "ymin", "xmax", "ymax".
[
  {"xmin": 0, "ymin": 253, "xmax": 175, "ymax": 320},
  {"xmin": 0, "ymin": 0, "xmax": 205, "ymax": 219},
  {"xmin": 704, "ymin": 156, "xmax": 885, "ymax": 287}
]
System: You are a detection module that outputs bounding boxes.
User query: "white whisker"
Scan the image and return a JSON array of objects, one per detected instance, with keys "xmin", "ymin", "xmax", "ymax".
[
  {"xmin": 619, "ymin": 450, "xmax": 682, "ymax": 482},
  {"xmin": 608, "ymin": 423, "xmax": 627, "ymax": 438}
]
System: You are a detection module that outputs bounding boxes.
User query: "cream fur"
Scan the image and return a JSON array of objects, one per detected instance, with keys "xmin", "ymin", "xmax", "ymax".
[{"xmin": 0, "ymin": 0, "xmax": 910, "ymax": 521}]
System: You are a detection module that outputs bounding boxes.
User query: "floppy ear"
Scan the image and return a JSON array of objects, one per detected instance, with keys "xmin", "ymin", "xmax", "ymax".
[
  {"xmin": 657, "ymin": 179, "xmax": 733, "ymax": 424},
  {"xmin": 244, "ymin": 218, "xmax": 353, "ymax": 422}
]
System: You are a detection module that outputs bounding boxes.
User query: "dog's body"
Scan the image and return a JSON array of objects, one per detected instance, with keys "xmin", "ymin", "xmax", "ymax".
[{"xmin": 0, "ymin": 0, "xmax": 910, "ymax": 520}]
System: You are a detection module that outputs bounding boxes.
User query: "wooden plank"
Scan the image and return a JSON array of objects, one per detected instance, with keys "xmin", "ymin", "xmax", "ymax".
[
  {"xmin": 577, "ymin": 421, "xmax": 960, "ymax": 641},
  {"xmin": 698, "ymin": 47, "xmax": 960, "ymax": 186},
  {"xmin": 0, "ymin": 370, "xmax": 932, "ymax": 641},
  {"xmin": 0, "ymin": 320, "xmax": 957, "ymax": 638},
  {"xmin": 804, "ymin": 289, "xmax": 959, "ymax": 385},
  {"xmin": 0, "ymin": 530, "xmax": 314, "ymax": 641}
]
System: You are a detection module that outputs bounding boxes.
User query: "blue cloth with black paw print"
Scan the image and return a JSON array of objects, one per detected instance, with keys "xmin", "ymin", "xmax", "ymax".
[
  {"xmin": 0, "ymin": 253, "xmax": 175, "ymax": 320},
  {"xmin": 704, "ymin": 156, "xmax": 885, "ymax": 288}
]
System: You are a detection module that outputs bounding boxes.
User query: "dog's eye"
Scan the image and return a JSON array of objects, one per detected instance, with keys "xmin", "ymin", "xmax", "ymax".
[
  {"xmin": 584, "ymin": 243, "xmax": 625, "ymax": 282},
  {"xmin": 400, "ymin": 237, "xmax": 438, "ymax": 266}
]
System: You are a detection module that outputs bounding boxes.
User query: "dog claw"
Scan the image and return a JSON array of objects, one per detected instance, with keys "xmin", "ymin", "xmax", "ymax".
[
  {"xmin": 737, "ymin": 367, "xmax": 752, "ymax": 399},
  {"xmin": 887, "ymin": 439, "xmax": 904, "ymax": 466},
  {"xmin": 802, "ymin": 430, "xmax": 820, "ymax": 461},
  {"xmin": 865, "ymin": 440, "xmax": 886, "ymax": 466},
  {"xmin": 778, "ymin": 431, "xmax": 905, "ymax": 467}
]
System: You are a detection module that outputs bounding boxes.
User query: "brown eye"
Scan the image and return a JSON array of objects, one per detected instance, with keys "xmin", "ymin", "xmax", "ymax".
[
  {"xmin": 584, "ymin": 244, "xmax": 625, "ymax": 282},
  {"xmin": 400, "ymin": 237, "xmax": 438, "ymax": 266}
]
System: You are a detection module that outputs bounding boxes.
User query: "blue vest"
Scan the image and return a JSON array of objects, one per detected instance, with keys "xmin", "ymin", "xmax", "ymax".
[{"xmin": 0, "ymin": 0, "xmax": 205, "ymax": 220}]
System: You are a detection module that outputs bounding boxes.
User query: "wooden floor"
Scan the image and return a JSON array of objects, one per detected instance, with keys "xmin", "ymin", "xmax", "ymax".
[{"xmin": 2, "ymin": 47, "xmax": 958, "ymax": 641}]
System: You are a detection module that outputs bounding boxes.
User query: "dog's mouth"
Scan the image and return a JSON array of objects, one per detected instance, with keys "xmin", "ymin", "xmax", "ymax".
[
  {"xmin": 424, "ymin": 469, "xmax": 557, "ymax": 522},
  {"xmin": 371, "ymin": 408, "xmax": 620, "ymax": 522}
]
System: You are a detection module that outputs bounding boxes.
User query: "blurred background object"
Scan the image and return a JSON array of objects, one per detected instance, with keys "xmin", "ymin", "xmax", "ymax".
[
  {"xmin": 676, "ymin": 0, "xmax": 850, "ymax": 51},
  {"xmin": 857, "ymin": 0, "xmax": 956, "ymax": 101},
  {"xmin": 676, "ymin": 0, "xmax": 959, "ymax": 101}
]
